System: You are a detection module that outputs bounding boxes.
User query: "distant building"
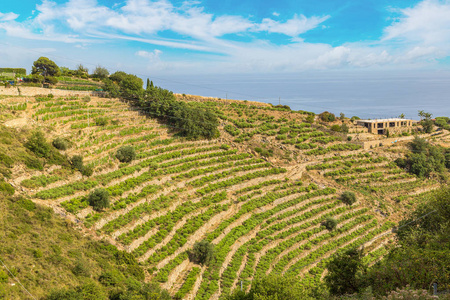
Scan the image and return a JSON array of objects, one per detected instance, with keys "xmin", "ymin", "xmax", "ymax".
[{"xmin": 355, "ymin": 118, "xmax": 416, "ymax": 135}]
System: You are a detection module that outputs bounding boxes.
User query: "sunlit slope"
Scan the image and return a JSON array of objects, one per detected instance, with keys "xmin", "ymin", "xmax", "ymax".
[{"xmin": 3, "ymin": 93, "xmax": 439, "ymax": 300}]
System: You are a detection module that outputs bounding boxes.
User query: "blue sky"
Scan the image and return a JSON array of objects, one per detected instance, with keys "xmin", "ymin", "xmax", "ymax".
[{"xmin": 1, "ymin": 0, "xmax": 450, "ymax": 76}]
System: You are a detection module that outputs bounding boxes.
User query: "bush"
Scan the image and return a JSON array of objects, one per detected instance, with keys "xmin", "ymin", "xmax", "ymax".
[
  {"xmin": 95, "ymin": 117, "xmax": 108, "ymax": 126},
  {"xmin": 189, "ymin": 240, "xmax": 215, "ymax": 266},
  {"xmin": 320, "ymin": 111, "xmax": 336, "ymax": 122},
  {"xmin": 331, "ymin": 124, "xmax": 341, "ymax": 132},
  {"xmin": 25, "ymin": 131, "xmax": 51, "ymax": 158},
  {"xmin": 71, "ymin": 155, "xmax": 84, "ymax": 171},
  {"xmin": 115, "ymin": 146, "xmax": 136, "ymax": 163},
  {"xmin": 88, "ymin": 188, "xmax": 110, "ymax": 211},
  {"xmin": 52, "ymin": 137, "xmax": 71, "ymax": 150},
  {"xmin": 0, "ymin": 180, "xmax": 15, "ymax": 195},
  {"xmin": 0, "ymin": 269, "xmax": 7, "ymax": 283},
  {"xmin": 72, "ymin": 259, "xmax": 90, "ymax": 277},
  {"xmin": 81, "ymin": 166, "xmax": 93, "ymax": 177},
  {"xmin": 323, "ymin": 217, "xmax": 338, "ymax": 231},
  {"xmin": 341, "ymin": 191, "xmax": 356, "ymax": 205}
]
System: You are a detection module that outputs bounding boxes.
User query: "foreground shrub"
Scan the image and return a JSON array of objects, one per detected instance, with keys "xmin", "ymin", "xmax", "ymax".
[
  {"xmin": 25, "ymin": 131, "xmax": 51, "ymax": 158},
  {"xmin": 52, "ymin": 137, "xmax": 71, "ymax": 150},
  {"xmin": 323, "ymin": 217, "xmax": 338, "ymax": 231},
  {"xmin": 115, "ymin": 146, "xmax": 136, "ymax": 163},
  {"xmin": 189, "ymin": 240, "xmax": 215, "ymax": 266},
  {"xmin": 341, "ymin": 191, "xmax": 357, "ymax": 205},
  {"xmin": 71, "ymin": 155, "xmax": 84, "ymax": 171},
  {"xmin": 88, "ymin": 188, "xmax": 110, "ymax": 211}
]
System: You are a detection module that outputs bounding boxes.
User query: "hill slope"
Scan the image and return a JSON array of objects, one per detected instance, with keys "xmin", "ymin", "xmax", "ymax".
[{"xmin": 0, "ymin": 88, "xmax": 446, "ymax": 299}]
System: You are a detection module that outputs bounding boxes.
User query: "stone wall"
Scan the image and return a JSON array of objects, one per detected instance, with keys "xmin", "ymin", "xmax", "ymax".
[{"xmin": 0, "ymin": 86, "xmax": 93, "ymax": 97}]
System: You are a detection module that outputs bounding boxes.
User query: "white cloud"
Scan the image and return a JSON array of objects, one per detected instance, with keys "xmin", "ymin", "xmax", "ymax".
[
  {"xmin": 136, "ymin": 49, "xmax": 162, "ymax": 61},
  {"xmin": 384, "ymin": 0, "xmax": 450, "ymax": 46},
  {"xmin": 0, "ymin": 0, "xmax": 449, "ymax": 74},
  {"xmin": 0, "ymin": 12, "xmax": 19, "ymax": 22},
  {"xmin": 257, "ymin": 14, "xmax": 330, "ymax": 37}
]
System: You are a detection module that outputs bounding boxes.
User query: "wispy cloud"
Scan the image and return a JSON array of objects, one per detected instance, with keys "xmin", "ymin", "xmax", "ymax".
[{"xmin": 0, "ymin": 0, "xmax": 449, "ymax": 73}]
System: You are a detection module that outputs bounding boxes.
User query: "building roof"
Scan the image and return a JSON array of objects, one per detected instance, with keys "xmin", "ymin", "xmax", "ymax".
[{"xmin": 356, "ymin": 118, "xmax": 416, "ymax": 123}]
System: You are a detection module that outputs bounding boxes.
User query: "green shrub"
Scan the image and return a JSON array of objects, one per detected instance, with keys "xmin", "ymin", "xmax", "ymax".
[
  {"xmin": 323, "ymin": 217, "xmax": 338, "ymax": 231},
  {"xmin": 52, "ymin": 137, "xmax": 71, "ymax": 150},
  {"xmin": 95, "ymin": 117, "xmax": 108, "ymax": 126},
  {"xmin": 189, "ymin": 240, "xmax": 215, "ymax": 266},
  {"xmin": 72, "ymin": 259, "xmax": 91, "ymax": 277},
  {"xmin": 0, "ymin": 153, "xmax": 14, "ymax": 168},
  {"xmin": 320, "ymin": 111, "xmax": 336, "ymax": 122},
  {"xmin": 0, "ymin": 269, "xmax": 7, "ymax": 283},
  {"xmin": 341, "ymin": 191, "xmax": 357, "ymax": 205},
  {"xmin": 71, "ymin": 155, "xmax": 84, "ymax": 171},
  {"xmin": 0, "ymin": 180, "xmax": 14, "ymax": 195},
  {"xmin": 331, "ymin": 124, "xmax": 341, "ymax": 132},
  {"xmin": 81, "ymin": 166, "xmax": 94, "ymax": 177},
  {"xmin": 88, "ymin": 188, "xmax": 110, "ymax": 211},
  {"xmin": 25, "ymin": 130, "xmax": 51, "ymax": 158},
  {"xmin": 25, "ymin": 156, "xmax": 43, "ymax": 170},
  {"xmin": 115, "ymin": 146, "xmax": 136, "ymax": 163}
]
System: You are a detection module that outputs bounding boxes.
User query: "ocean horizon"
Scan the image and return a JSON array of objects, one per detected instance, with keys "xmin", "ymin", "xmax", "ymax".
[{"xmin": 154, "ymin": 70, "xmax": 450, "ymax": 120}]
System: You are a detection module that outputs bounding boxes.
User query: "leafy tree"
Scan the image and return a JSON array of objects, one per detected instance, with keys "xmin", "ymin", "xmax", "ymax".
[
  {"xmin": 361, "ymin": 187, "xmax": 450, "ymax": 296},
  {"xmin": 93, "ymin": 65, "xmax": 109, "ymax": 78},
  {"xmin": 76, "ymin": 64, "xmax": 89, "ymax": 76},
  {"xmin": 325, "ymin": 248, "xmax": 365, "ymax": 296},
  {"xmin": 70, "ymin": 155, "xmax": 84, "ymax": 171},
  {"xmin": 418, "ymin": 110, "xmax": 433, "ymax": 133},
  {"xmin": 189, "ymin": 240, "xmax": 215, "ymax": 265},
  {"xmin": 341, "ymin": 191, "xmax": 356, "ymax": 205},
  {"xmin": 340, "ymin": 112, "xmax": 345, "ymax": 120},
  {"xmin": 115, "ymin": 146, "xmax": 136, "ymax": 163},
  {"xmin": 305, "ymin": 114, "xmax": 315, "ymax": 124},
  {"xmin": 52, "ymin": 137, "xmax": 71, "ymax": 150},
  {"xmin": 88, "ymin": 188, "xmax": 110, "ymax": 211},
  {"xmin": 341, "ymin": 123, "xmax": 349, "ymax": 133},
  {"xmin": 25, "ymin": 131, "xmax": 51, "ymax": 158},
  {"xmin": 323, "ymin": 217, "xmax": 338, "ymax": 231},
  {"xmin": 331, "ymin": 124, "xmax": 341, "ymax": 132},
  {"xmin": 397, "ymin": 137, "xmax": 447, "ymax": 178},
  {"xmin": 31, "ymin": 57, "xmax": 60, "ymax": 83},
  {"xmin": 398, "ymin": 113, "xmax": 405, "ymax": 119},
  {"xmin": 319, "ymin": 111, "xmax": 336, "ymax": 122}
]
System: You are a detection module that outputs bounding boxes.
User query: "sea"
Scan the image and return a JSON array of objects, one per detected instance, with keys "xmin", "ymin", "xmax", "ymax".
[{"xmin": 156, "ymin": 70, "xmax": 450, "ymax": 120}]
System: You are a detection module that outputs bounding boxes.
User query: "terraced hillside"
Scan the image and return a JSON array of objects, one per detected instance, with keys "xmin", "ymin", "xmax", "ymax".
[{"xmin": 1, "ymin": 90, "xmax": 443, "ymax": 299}]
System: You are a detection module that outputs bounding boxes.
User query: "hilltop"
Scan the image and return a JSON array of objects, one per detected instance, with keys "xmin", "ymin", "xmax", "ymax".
[{"xmin": 0, "ymin": 76, "xmax": 449, "ymax": 299}]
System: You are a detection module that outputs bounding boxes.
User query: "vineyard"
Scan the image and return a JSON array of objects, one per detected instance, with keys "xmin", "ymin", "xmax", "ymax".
[{"xmin": 1, "ymin": 90, "xmax": 444, "ymax": 299}]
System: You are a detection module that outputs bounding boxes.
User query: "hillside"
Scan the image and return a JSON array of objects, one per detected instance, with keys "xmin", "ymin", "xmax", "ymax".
[{"xmin": 0, "ymin": 86, "xmax": 448, "ymax": 299}]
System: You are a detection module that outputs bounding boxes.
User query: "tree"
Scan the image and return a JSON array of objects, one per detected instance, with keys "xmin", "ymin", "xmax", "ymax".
[
  {"xmin": 340, "ymin": 112, "xmax": 345, "ymax": 120},
  {"xmin": 341, "ymin": 191, "xmax": 356, "ymax": 205},
  {"xmin": 341, "ymin": 123, "xmax": 349, "ymax": 133},
  {"xmin": 115, "ymin": 146, "xmax": 136, "ymax": 163},
  {"xmin": 399, "ymin": 113, "xmax": 405, "ymax": 119},
  {"xmin": 361, "ymin": 187, "xmax": 450, "ymax": 296},
  {"xmin": 93, "ymin": 65, "xmax": 109, "ymax": 78},
  {"xmin": 323, "ymin": 217, "xmax": 338, "ymax": 231},
  {"xmin": 306, "ymin": 114, "xmax": 315, "ymax": 124},
  {"xmin": 76, "ymin": 64, "xmax": 89, "ymax": 75},
  {"xmin": 31, "ymin": 57, "xmax": 60, "ymax": 83},
  {"xmin": 189, "ymin": 240, "xmax": 215, "ymax": 265},
  {"xmin": 88, "ymin": 188, "xmax": 110, "ymax": 211},
  {"xmin": 319, "ymin": 111, "xmax": 336, "ymax": 122},
  {"xmin": 325, "ymin": 248, "xmax": 365, "ymax": 296},
  {"xmin": 25, "ymin": 130, "xmax": 51, "ymax": 158}
]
